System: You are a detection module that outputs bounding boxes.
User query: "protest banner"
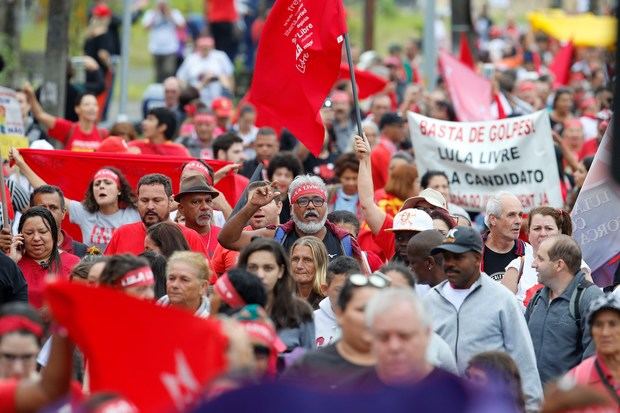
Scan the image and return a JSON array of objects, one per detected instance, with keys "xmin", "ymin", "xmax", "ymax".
[
  {"xmin": 571, "ymin": 123, "xmax": 620, "ymax": 287},
  {"xmin": 0, "ymin": 86, "xmax": 28, "ymax": 158},
  {"xmin": 407, "ymin": 110, "xmax": 563, "ymax": 212}
]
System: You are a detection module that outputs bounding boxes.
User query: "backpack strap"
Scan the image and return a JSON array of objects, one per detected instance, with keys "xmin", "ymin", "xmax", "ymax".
[
  {"xmin": 525, "ymin": 288, "xmax": 544, "ymax": 321},
  {"xmin": 274, "ymin": 226, "xmax": 287, "ymax": 244},
  {"xmin": 570, "ymin": 279, "xmax": 595, "ymax": 354},
  {"xmin": 340, "ymin": 233, "xmax": 352, "ymax": 257},
  {"xmin": 516, "ymin": 255, "xmax": 525, "ymax": 285}
]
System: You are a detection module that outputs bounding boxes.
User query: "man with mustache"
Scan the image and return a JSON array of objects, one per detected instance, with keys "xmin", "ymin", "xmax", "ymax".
[
  {"xmin": 482, "ymin": 191, "xmax": 533, "ymax": 282},
  {"xmin": 175, "ymin": 175, "xmax": 221, "ymax": 258},
  {"xmin": 219, "ymin": 175, "xmax": 363, "ymax": 262},
  {"xmin": 105, "ymin": 174, "xmax": 208, "ymax": 256},
  {"xmin": 423, "ymin": 226, "xmax": 543, "ymax": 412}
]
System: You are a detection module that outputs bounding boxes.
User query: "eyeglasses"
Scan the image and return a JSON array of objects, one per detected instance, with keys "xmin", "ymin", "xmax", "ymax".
[
  {"xmin": 296, "ymin": 197, "xmax": 325, "ymax": 207},
  {"xmin": 349, "ymin": 273, "xmax": 390, "ymax": 289}
]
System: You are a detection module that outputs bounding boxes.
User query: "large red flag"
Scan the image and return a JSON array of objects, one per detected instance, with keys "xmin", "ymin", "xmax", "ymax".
[
  {"xmin": 247, "ymin": 0, "xmax": 347, "ymax": 156},
  {"xmin": 338, "ymin": 63, "xmax": 388, "ymax": 99},
  {"xmin": 46, "ymin": 282, "xmax": 228, "ymax": 412},
  {"xmin": 549, "ymin": 40, "xmax": 574, "ymax": 88},
  {"xmin": 439, "ymin": 51, "xmax": 492, "ymax": 121},
  {"xmin": 458, "ymin": 32, "xmax": 476, "ymax": 70}
]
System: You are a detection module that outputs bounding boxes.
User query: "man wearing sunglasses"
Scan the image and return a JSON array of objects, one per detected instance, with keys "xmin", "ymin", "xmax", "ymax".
[
  {"xmin": 219, "ymin": 175, "xmax": 364, "ymax": 263},
  {"xmin": 423, "ymin": 226, "xmax": 543, "ymax": 412}
]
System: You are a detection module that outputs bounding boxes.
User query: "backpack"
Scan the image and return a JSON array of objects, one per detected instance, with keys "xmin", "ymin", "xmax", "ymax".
[
  {"xmin": 526, "ymin": 277, "xmax": 594, "ymax": 353},
  {"xmin": 273, "ymin": 226, "xmax": 353, "ymax": 257}
]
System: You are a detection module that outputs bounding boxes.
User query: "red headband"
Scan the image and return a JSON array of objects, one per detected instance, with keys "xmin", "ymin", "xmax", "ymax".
[
  {"xmin": 0, "ymin": 315, "xmax": 43, "ymax": 338},
  {"xmin": 194, "ymin": 113, "xmax": 216, "ymax": 124},
  {"xmin": 290, "ymin": 184, "xmax": 327, "ymax": 204},
  {"xmin": 183, "ymin": 161, "xmax": 213, "ymax": 185},
  {"xmin": 94, "ymin": 168, "xmax": 120, "ymax": 187},
  {"xmin": 114, "ymin": 266, "xmax": 155, "ymax": 289},
  {"xmin": 214, "ymin": 273, "xmax": 246, "ymax": 309}
]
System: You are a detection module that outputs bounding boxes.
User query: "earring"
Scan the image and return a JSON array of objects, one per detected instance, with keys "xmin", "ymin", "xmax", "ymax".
[{"xmin": 428, "ymin": 265, "xmax": 432, "ymax": 270}]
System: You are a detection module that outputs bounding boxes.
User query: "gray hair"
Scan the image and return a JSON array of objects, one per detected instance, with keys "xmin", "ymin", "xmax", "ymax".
[
  {"xmin": 361, "ymin": 119, "xmax": 379, "ymax": 135},
  {"xmin": 484, "ymin": 191, "xmax": 517, "ymax": 228},
  {"xmin": 365, "ymin": 288, "xmax": 431, "ymax": 329},
  {"xmin": 287, "ymin": 174, "xmax": 327, "ymax": 202}
]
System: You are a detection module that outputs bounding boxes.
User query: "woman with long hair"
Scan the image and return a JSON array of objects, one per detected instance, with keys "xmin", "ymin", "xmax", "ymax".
[
  {"xmin": 9, "ymin": 207, "xmax": 80, "ymax": 309},
  {"xmin": 10, "ymin": 149, "xmax": 139, "ymax": 250},
  {"xmin": 289, "ymin": 236, "xmax": 328, "ymax": 310},
  {"xmin": 237, "ymin": 238, "xmax": 315, "ymax": 352},
  {"xmin": 144, "ymin": 221, "xmax": 190, "ymax": 258},
  {"xmin": 375, "ymin": 163, "xmax": 419, "ymax": 219}
]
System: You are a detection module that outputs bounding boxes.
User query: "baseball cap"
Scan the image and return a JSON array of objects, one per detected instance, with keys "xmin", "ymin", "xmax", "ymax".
[
  {"xmin": 431, "ymin": 226, "xmax": 483, "ymax": 254},
  {"xmin": 378, "ymin": 112, "xmax": 404, "ymax": 130},
  {"xmin": 402, "ymin": 188, "xmax": 448, "ymax": 211},
  {"xmin": 212, "ymin": 97, "xmax": 233, "ymax": 117},
  {"xmin": 385, "ymin": 208, "xmax": 434, "ymax": 232},
  {"xmin": 97, "ymin": 136, "xmax": 129, "ymax": 153},
  {"xmin": 92, "ymin": 4, "xmax": 112, "ymax": 17},
  {"xmin": 587, "ymin": 294, "xmax": 620, "ymax": 328}
]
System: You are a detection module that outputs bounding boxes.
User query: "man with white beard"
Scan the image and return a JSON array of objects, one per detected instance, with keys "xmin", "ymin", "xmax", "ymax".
[{"xmin": 219, "ymin": 175, "xmax": 363, "ymax": 261}]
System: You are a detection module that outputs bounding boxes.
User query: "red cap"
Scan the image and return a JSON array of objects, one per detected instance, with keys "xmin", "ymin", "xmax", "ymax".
[
  {"xmin": 212, "ymin": 97, "xmax": 233, "ymax": 117},
  {"xmin": 92, "ymin": 4, "xmax": 112, "ymax": 17},
  {"xmin": 97, "ymin": 136, "xmax": 129, "ymax": 153},
  {"xmin": 330, "ymin": 90, "xmax": 350, "ymax": 104}
]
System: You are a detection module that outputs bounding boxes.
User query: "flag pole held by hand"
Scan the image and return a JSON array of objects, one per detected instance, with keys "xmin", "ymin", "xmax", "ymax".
[
  {"xmin": 0, "ymin": 153, "xmax": 10, "ymax": 229},
  {"xmin": 344, "ymin": 33, "xmax": 364, "ymax": 137}
]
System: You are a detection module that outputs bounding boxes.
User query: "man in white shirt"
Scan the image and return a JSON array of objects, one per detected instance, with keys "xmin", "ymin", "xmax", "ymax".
[{"xmin": 142, "ymin": 0, "xmax": 185, "ymax": 82}]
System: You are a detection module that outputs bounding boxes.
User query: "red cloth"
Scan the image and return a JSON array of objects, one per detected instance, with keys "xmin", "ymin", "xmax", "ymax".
[
  {"xmin": 523, "ymin": 283, "xmax": 544, "ymax": 307},
  {"xmin": 370, "ymin": 138, "xmax": 395, "ymax": 191},
  {"xmin": 578, "ymin": 139, "xmax": 599, "ymax": 160},
  {"xmin": 105, "ymin": 221, "xmax": 208, "ymax": 256},
  {"xmin": 18, "ymin": 150, "xmax": 238, "ymax": 242},
  {"xmin": 439, "ymin": 51, "xmax": 493, "ymax": 121},
  {"xmin": 372, "ymin": 215, "xmax": 395, "ymax": 261},
  {"xmin": 375, "ymin": 190, "xmax": 403, "ymax": 220},
  {"xmin": 458, "ymin": 33, "xmax": 476, "ymax": 70},
  {"xmin": 568, "ymin": 355, "xmax": 620, "ymax": 403},
  {"xmin": 47, "ymin": 118, "xmax": 107, "ymax": 151},
  {"xmin": 0, "ymin": 379, "xmax": 17, "ymax": 412},
  {"xmin": 338, "ymin": 64, "xmax": 388, "ymax": 100},
  {"xmin": 247, "ymin": 0, "xmax": 346, "ymax": 156},
  {"xmin": 18, "ymin": 253, "xmax": 79, "ymax": 309},
  {"xmin": 45, "ymin": 282, "xmax": 228, "ymax": 412},
  {"xmin": 210, "ymin": 243, "xmax": 239, "ymax": 277},
  {"xmin": 128, "ymin": 140, "xmax": 191, "ymax": 157},
  {"xmin": 233, "ymin": 174, "xmax": 249, "ymax": 206},
  {"xmin": 200, "ymin": 226, "xmax": 221, "ymax": 258},
  {"xmin": 549, "ymin": 40, "xmax": 574, "ymax": 88},
  {"xmin": 2, "ymin": 184, "xmax": 14, "ymax": 220},
  {"xmin": 205, "ymin": 0, "xmax": 237, "ymax": 22}
]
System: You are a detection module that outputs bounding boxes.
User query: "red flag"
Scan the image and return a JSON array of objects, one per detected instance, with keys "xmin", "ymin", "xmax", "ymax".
[
  {"xmin": 338, "ymin": 63, "xmax": 388, "ymax": 99},
  {"xmin": 247, "ymin": 0, "xmax": 347, "ymax": 156},
  {"xmin": 458, "ymin": 32, "xmax": 476, "ymax": 70},
  {"xmin": 439, "ymin": 52, "xmax": 492, "ymax": 121},
  {"xmin": 46, "ymin": 282, "xmax": 227, "ymax": 412},
  {"xmin": 549, "ymin": 40, "xmax": 574, "ymax": 88}
]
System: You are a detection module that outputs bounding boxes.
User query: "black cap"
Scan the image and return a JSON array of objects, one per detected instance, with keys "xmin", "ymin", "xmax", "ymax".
[
  {"xmin": 379, "ymin": 112, "xmax": 404, "ymax": 130},
  {"xmin": 587, "ymin": 294, "xmax": 620, "ymax": 329},
  {"xmin": 431, "ymin": 226, "xmax": 483, "ymax": 255}
]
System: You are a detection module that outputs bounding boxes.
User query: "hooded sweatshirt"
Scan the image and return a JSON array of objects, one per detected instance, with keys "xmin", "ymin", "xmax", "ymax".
[{"xmin": 314, "ymin": 297, "xmax": 340, "ymax": 348}]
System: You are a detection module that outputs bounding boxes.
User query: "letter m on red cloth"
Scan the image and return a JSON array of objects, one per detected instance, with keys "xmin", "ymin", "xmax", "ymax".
[
  {"xmin": 46, "ymin": 282, "xmax": 228, "ymax": 412},
  {"xmin": 247, "ymin": 0, "xmax": 347, "ymax": 156}
]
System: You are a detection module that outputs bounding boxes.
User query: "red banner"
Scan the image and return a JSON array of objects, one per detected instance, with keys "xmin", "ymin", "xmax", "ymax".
[
  {"xmin": 247, "ymin": 0, "xmax": 347, "ymax": 156},
  {"xmin": 46, "ymin": 282, "xmax": 228, "ymax": 412}
]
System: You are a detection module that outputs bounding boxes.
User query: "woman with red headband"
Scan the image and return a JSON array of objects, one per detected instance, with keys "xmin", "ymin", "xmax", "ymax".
[
  {"xmin": 10, "ymin": 149, "xmax": 140, "ymax": 250},
  {"xmin": 98, "ymin": 254, "xmax": 156, "ymax": 300},
  {"xmin": 0, "ymin": 301, "xmax": 74, "ymax": 412}
]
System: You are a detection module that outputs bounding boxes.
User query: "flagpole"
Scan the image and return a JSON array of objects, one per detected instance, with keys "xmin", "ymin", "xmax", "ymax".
[{"xmin": 343, "ymin": 33, "xmax": 364, "ymax": 137}]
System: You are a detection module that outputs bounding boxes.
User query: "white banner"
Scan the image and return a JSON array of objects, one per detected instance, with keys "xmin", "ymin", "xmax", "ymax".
[{"xmin": 407, "ymin": 110, "xmax": 563, "ymax": 212}]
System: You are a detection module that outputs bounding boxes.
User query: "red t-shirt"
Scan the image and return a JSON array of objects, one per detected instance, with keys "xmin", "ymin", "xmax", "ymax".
[
  {"xmin": 370, "ymin": 138, "xmax": 396, "ymax": 191},
  {"xmin": 0, "ymin": 379, "xmax": 18, "ymax": 412},
  {"xmin": 128, "ymin": 140, "xmax": 191, "ymax": 157},
  {"xmin": 206, "ymin": 0, "xmax": 237, "ymax": 22},
  {"xmin": 47, "ymin": 118, "xmax": 107, "ymax": 151},
  {"xmin": 199, "ymin": 226, "xmax": 221, "ymax": 258},
  {"xmin": 210, "ymin": 243, "xmax": 239, "ymax": 277},
  {"xmin": 18, "ymin": 253, "xmax": 79, "ymax": 309},
  {"xmin": 358, "ymin": 215, "xmax": 395, "ymax": 263},
  {"xmin": 105, "ymin": 221, "xmax": 208, "ymax": 256},
  {"xmin": 231, "ymin": 174, "xmax": 249, "ymax": 206}
]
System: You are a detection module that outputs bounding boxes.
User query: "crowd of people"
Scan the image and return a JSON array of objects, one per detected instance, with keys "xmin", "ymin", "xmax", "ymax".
[{"xmin": 0, "ymin": 0, "xmax": 619, "ymax": 412}]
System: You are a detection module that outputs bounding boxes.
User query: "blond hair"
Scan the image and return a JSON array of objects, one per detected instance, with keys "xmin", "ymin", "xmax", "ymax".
[
  {"xmin": 167, "ymin": 251, "xmax": 210, "ymax": 281},
  {"xmin": 290, "ymin": 236, "xmax": 328, "ymax": 295}
]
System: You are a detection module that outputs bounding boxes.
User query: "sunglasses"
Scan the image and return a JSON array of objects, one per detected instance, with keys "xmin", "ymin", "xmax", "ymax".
[
  {"xmin": 296, "ymin": 196, "xmax": 325, "ymax": 207},
  {"xmin": 349, "ymin": 273, "xmax": 390, "ymax": 289}
]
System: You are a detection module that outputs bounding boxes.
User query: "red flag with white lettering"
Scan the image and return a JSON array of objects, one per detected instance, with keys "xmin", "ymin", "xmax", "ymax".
[
  {"xmin": 247, "ymin": 0, "xmax": 347, "ymax": 156},
  {"xmin": 46, "ymin": 282, "xmax": 228, "ymax": 412},
  {"xmin": 439, "ymin": 51, "xmax": 493, "ymax": 121}
]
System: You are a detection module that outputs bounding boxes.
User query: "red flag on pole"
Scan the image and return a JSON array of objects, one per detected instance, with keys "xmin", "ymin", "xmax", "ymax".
[
  {"xmin": 549, "ymin": 40, "xmax": 574, "ymax": 88},
  {"xmin": 247, "ymin": 0, "xmax": 347, "ymax": 156},
  {"xmin": 439, "ymin": 51, "xmax": 493, "ymax": 121},
  {"xmin": 458, "ymin": 32, "xmax": 476, "ymax": 70},
  {"xmin": 45, "ymin": 282, "xmax": 228, "ymax": 412},
  {"xmin": 338, "ymin": 63, "xmax": 388, "ymax": 99}
]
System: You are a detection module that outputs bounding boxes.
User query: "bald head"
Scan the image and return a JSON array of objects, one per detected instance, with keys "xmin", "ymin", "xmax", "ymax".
[
  {"xmin": 407, "ymin": 229, "xmax": 445, "ymax": 259},
  {"xmin": 407, "ymin": 230, "xmax": 446, "ymax": 287}
]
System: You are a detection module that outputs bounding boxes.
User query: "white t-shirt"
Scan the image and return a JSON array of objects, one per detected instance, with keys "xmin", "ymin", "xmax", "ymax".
[
  {"xmin": 505, "ymin": 255, "xmax": 591, "ymax": 308},
  {"xmin": 176, "ymin": 51, "xmax": 234, "ymax": 88},
  {"xmin": 441, "ymin": 282, "xmax": 477, "ymax": 311},
  {"xmin": 68, "ymin": 200, "xmax": 140, "ymax": 250},
  {"xmin": 142, "ymin": 9, "xmax": 185, "ymax": 55}
]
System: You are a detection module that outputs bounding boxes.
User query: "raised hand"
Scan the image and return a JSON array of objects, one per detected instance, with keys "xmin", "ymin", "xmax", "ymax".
[
  {"xmin": 249, "ymin": 181, "xmax": 281, "ymax": 208},
  {"xmin": 353, "ymin": 134, "xmax": 371, "ymax": 160}
]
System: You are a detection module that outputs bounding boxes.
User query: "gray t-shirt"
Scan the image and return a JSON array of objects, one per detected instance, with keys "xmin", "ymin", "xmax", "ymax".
[{"xmin": 68, "ymin": 200, "xmax": 140, "ymax": 250}]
